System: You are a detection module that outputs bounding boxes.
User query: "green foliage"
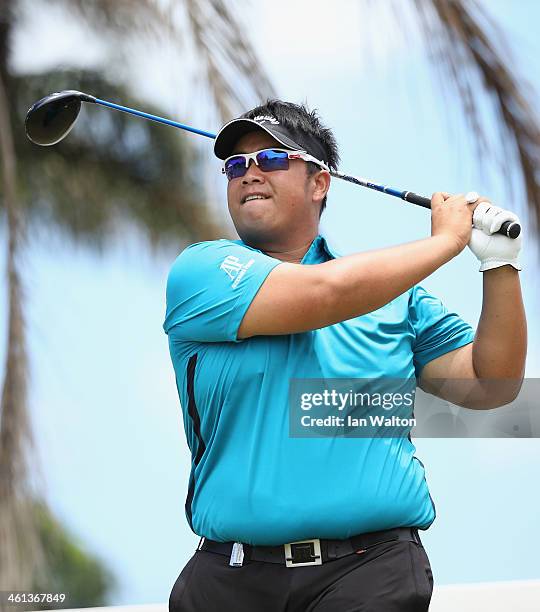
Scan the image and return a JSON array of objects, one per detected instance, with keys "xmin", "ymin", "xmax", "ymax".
[
  {"xmin": 6, "ymin": 69, "xmax": 224, "ymax": 251},
  {"xmin": 31, "ymin": 500, "xmax": 116, "ymax": 609}
]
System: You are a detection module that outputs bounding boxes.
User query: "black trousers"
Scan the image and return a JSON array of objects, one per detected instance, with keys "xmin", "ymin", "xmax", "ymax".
[{"xmin": 169, "ymin": 533, "xmax": 434, "ymax": 611}]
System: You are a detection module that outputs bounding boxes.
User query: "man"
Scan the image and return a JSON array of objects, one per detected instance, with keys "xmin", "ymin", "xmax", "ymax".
[{"xmin": 163, "ymin": 100, "xmax": 527, "ymax": 611}]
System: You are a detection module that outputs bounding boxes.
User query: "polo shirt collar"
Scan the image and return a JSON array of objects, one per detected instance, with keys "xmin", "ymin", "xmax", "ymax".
[
  {"xmin": 301, "ymin": 234, "xmax": 338, "ymax": 264},
  {"xmin": 237, "ymin": 234, "xmax": 339, "ymax": 264}
]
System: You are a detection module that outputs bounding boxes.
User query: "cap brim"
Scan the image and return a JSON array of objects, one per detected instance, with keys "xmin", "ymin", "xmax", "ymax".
[{"xmin": 214, "ymin": 118, "xmax": 303, "ymax": 159}]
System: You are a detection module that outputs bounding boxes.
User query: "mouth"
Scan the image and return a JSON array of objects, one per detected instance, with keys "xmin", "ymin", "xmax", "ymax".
[{"xmin": 241, "ymin": 194, "xmax": 271, "ymax": 204}]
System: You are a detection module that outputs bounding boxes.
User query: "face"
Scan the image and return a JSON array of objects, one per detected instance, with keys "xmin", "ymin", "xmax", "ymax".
[{"xmin": 225, "ymin": 130, "xmax": 327, "ymax": 247}]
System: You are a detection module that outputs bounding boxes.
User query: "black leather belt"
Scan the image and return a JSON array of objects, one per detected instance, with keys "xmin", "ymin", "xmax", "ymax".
[{"xmin": 198, "ymin": 526, "xmax": 422, "ymax": 568}]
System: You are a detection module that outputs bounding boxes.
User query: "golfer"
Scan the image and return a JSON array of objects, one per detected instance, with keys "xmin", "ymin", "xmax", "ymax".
[{"xmin": 164, "ymin": 100, "xmax": 526, "ymax": 611}]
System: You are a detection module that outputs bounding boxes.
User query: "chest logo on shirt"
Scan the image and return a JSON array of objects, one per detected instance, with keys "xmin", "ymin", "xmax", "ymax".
[{"xmin": 220, "ymin": 255, "xmax": 255, "ymax": 288}]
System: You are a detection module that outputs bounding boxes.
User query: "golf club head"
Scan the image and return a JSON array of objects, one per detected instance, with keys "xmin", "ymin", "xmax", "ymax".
[{"xmin": 25, "ymin": 90, "xmax": 96, "ymax": 146}]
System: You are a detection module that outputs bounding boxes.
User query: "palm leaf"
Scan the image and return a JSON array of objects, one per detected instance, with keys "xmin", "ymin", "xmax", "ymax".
[
  {"xmin": 185, "ymin": 0, "xmax": 275, "ymax": 120},
  {"xmin": 11, "ymin": 70, "xmax": 226, "ymax": 252},
  {"xmin": 409, "ymin": 0, "xmax": 540, "ymax": 235},
  {"xmin": 52, "ymin": 0, "xmax": 275, "ymax": 122}
]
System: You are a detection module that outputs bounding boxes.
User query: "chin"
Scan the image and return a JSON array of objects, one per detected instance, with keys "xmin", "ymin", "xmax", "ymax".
[{"xmin": 235, "ymin": 222, "xmax": 277, "ymax": 248}]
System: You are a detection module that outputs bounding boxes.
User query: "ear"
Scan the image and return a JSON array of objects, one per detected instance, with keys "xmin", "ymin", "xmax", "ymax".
[{"xmin": 311, "ymin": 170, "xmax": 331, "ymax": 205}]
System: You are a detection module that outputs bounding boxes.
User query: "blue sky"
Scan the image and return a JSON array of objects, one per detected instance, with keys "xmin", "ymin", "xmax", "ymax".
[{"xmin": 2, "ymin": 0, "xmax": 540, "ymax": 604}]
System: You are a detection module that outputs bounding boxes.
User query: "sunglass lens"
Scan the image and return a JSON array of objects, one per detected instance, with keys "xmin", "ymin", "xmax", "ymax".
[
  {"xmin": 225, "ymin": 156, "xmax": 247, "ymax": 180},
  {"xmin": 257, "ymin": 149, "xmax": 289, "ymax": 172}
]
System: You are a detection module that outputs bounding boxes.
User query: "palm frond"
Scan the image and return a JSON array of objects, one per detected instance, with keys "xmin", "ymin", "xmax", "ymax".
[
  {"xmin": 53, "ymin": 0, "xmax": 275, "ymax": 123},
  {"xmin": 410, "ymin": 0, "xmax": 540, "ymax": 235},
  {"xmin": 11, "ymin": 70, "xmax": 226, "ymax": 252},
  {"xmin": 185, "ymin": 0, "xmax": 275, "ymax": 121},
  {"xmin": 46, "ymin": 0, "xmax": 176, "ymax": 39}
]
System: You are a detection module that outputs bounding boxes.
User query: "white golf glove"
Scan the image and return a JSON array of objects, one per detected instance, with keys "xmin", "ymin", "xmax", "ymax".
[{"xmin": 468, "ymin": 201, "xmax": 522, "ymax": 271}]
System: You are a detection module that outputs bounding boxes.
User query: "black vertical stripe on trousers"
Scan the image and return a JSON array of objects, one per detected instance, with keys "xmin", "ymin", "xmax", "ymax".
[
  {"xmin": 184, "ymin": 353, "xmax": 205, "ymax": 532},
  {"xmin": 169, "ymin": 535, "xmax": 434, "ymax": 612}
]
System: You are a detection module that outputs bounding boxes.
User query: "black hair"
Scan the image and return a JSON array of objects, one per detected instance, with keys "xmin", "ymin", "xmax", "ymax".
[{"xmin": 242, "ymin": 100, "xmax": 340, "ymax": 216}]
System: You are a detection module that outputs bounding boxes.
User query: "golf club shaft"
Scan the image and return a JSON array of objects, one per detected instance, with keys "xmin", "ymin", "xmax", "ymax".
[
  {"xmin": 94, "ymin": 98, "xmax": 217, "ymax": 139},
  {"xmin": 331, "ymin": 172, "xmax": 520, "ymax": 238},
  {"xmin": 91, "ymin": 98, "xmax": 435, "ymax": 208},
  {"xmin": 27, "ymin": 91, "xmax": 521, "ymax": 238},
  {"xmin": 331, "ymin": 171, "xmax": 431, "ymax": 208},
  {"xmin": 92, "ymin": 99, "xmax": 519, "ymax": 237}
]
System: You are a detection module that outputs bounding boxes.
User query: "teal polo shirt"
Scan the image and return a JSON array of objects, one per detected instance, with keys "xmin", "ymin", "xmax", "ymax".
[{"xmin": 163, "ymin": 235, "xmax": 475, "ymax": 545}]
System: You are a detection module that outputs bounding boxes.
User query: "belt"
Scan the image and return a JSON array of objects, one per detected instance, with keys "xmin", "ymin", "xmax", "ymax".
[{"xmin": 198, "ymin": 526, "xmax": 422, "ymax": 568}]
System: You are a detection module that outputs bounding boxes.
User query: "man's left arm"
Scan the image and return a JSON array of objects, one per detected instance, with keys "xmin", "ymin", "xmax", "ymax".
[
  {"xmin": 419, "ymin": 194, "xmax": 527, "ymax": 410},
  {"xmin": 419, "ymin": 198, "xmax": 527, "ymax": 409},
  {"xmin": 419, "ymin": 266, "xmax": 527, "ymax": 409}
]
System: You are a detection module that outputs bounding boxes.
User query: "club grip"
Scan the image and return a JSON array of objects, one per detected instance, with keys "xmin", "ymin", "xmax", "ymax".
[
  {"xmin": 403, "ymin": 192, "xmax": 431, "ymax": 209},
  {"xmin": 402, "ymin": 192, "xmax": 521, "ymax": 239}
]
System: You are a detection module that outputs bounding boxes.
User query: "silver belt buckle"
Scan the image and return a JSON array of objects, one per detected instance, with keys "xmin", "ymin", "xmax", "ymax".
[{"xmin": 284, "ymin": 538, "xmax": 322, "ymax": 568}]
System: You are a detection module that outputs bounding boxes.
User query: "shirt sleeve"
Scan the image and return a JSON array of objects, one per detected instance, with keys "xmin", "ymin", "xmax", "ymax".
[
  {"xmin": 163, "ymin": 240, "xmax": 281, "ymax": 343},
  {"xmin": 409, "ymin": 285, "xmax": 475, "ymax": 377}
]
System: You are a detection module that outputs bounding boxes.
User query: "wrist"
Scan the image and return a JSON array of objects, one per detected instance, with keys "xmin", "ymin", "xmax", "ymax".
[
  {"xmin": 431, "ymin": 234, "xmax": 462, "ymax": 261},
  {"xmin": 479, "ymin": 259, "xmax": 521, "ymax": 272}
]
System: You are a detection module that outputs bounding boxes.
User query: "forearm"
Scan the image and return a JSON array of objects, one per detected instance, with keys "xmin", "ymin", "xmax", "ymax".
[
  {"xmin": 321, "ymin": 235, "xmax": 457, "ymax": 321},
  {"xmin": 472, "ymin": 266, "xmax": 527, "ymax": 379}
]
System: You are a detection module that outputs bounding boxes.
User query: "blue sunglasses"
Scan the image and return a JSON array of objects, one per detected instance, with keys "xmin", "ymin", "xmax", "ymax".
[{"xmin": 222, "ymin": 148, "xmax": 329, "ymax": 181}]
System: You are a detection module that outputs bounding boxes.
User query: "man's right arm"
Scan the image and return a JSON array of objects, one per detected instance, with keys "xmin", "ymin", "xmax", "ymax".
[
  {"xmin": 238, "ymin": 235, "xmax": 458, "ymax": 338},
  {"xmin": 238, "ymin": 192, "xmax": 475, "ymax": 339}
]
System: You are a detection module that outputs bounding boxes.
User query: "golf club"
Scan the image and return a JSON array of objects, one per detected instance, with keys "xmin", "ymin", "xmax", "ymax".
[{"xmin": 25, "ymin": 90, "xmax": 521, "ymax": 239}]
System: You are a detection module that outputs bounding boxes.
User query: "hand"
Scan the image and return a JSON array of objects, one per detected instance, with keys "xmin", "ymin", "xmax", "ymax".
[
  {"xmin": 467, "ymin": 200, "xmax": 523, "ymax": 271},
  {"xmin": 430, "ymin": 192, "xmax": 475, "ymax": 255}
]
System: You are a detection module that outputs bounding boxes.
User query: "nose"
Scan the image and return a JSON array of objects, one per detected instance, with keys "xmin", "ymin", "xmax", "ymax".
[{"xmin": 241, "ymin": 159, "xmax": 265, "ymax": 184}]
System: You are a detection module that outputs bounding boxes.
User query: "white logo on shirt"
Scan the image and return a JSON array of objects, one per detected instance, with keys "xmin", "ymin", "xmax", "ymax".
[{"xmin": 220, "ymin": 255, "xmax": 255, "ymax": 288}]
